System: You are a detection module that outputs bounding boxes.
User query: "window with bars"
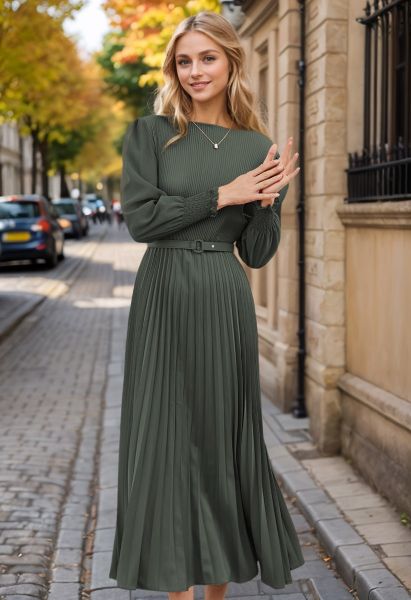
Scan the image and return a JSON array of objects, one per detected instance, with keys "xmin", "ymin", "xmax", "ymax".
[{"xmin": 346, "ymin": 0, "xmax": 411, "ymax": 203}]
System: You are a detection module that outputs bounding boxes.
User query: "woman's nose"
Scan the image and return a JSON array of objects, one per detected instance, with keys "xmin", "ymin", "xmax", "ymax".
[{"xmin": 190, "ymin": 62, "xmax": 202, "ymax": 76}]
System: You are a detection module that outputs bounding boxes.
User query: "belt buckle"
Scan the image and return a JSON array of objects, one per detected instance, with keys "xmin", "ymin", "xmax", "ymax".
[{"xmin": 193, "ymin": 239, "xmax": 204, "ymax": 253}]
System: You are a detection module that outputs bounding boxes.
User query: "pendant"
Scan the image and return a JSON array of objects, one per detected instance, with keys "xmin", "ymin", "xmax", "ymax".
[{"xmin": 214, "ymin": 143, "xmax": 219, "ymax": 149}]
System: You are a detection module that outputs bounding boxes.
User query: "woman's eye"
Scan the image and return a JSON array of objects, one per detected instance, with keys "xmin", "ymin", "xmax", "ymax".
[{"xmin": 177, "ymin": 56, "xmax": 216, "ymax": 66}]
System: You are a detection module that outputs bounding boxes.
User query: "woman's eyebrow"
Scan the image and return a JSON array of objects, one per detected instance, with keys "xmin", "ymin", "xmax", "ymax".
[{"xmin": 176, "ymin": 49, "xmax": 220, "ymax": 57}]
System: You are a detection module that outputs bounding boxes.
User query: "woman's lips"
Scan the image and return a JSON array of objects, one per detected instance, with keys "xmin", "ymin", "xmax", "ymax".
[{"xmin": 191, "ymin": 82, "xmax": 210, "ymax": 89}]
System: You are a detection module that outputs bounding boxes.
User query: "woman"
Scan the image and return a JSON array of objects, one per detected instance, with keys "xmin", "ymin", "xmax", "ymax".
[{"xmin": 109, "ymin": 10, "xmax": 304, "ymax": 600}]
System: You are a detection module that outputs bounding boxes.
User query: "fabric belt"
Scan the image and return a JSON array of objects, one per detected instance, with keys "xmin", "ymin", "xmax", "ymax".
[{"xmin": 147, "ymin": 239, "xmax": 234, "ymax": 253}]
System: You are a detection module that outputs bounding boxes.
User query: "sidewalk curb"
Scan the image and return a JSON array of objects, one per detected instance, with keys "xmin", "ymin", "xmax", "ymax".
[
  {"xmin": 0, "ymin": 227, "xmax": 108, "ymax": 343},
  {"xmin": 267, "ymin": 440, "xmax": 411, "ymax": 600}
]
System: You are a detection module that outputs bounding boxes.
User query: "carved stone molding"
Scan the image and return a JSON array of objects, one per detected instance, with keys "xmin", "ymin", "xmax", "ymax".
[{"xmin": 337, "ymin": 200, "xmax": 411, "ymax": 228}]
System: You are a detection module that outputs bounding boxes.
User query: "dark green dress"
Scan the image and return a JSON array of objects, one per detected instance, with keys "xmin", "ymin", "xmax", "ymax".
[{"xmin": 109, "ymin": 114, "xmax": 305, "ymax": 592}]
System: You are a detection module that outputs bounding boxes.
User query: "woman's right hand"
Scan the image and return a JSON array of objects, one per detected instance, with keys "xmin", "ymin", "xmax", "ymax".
[{"xmin": 217, "ymin": 151, "xmax": 285, "ymax": 210}]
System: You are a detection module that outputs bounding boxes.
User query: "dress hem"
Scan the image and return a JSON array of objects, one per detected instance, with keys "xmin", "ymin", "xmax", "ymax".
[{"xmin": 108, "ymin": 555, "xmax": 305, "ymax": 593}]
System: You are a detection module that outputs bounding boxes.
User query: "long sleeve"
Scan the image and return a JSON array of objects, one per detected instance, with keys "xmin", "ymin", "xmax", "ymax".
[
  {"xmin": 235, "ymin": 182, "xmax": 289, "ymax": 269},
  {"xmin": 120, "ymin": 117, "xmax": 219, "ymax": 243}
]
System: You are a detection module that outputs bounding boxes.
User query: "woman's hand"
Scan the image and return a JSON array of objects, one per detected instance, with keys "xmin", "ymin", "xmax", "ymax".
[
  {"xmin": 217, "ymin": 157, "xmax": 285, "ymax": 210},
  {"xmin": 259, "ymin": 137, "xmax": 300, "ymax": 208}
]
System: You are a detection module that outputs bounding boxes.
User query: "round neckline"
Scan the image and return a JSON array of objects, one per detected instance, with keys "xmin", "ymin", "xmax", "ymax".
[{"xmin": 189, "ymin": 120, "xmax": 246, "ymax": 132}]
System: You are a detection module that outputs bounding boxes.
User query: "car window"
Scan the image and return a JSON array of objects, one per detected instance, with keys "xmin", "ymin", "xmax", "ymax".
[
  {"xmin": 0, "ymin": 202, "xmax": 40, "ymax": 219},
  {"xmin": 53, "ymin": 203, "xmax": 76, "ymax": 215}
]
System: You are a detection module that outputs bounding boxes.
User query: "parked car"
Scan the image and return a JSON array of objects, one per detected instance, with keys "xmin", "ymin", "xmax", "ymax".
[
  {"xmin": 0, "ymin": 194, "xmax": 64, "ymax": 268},
  {"xmin": 52, "ymin": 197, "xmax": 89, "ymax": 239}
]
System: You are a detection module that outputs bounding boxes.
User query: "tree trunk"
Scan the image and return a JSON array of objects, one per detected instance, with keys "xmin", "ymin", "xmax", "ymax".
[
  {"xmin": 39, "ymin": 135, "xmax": 50, "ymax": 200},
  {"xmin": 59, "ymin": 165, "xmax": 70, "ymax": 197},
  {"xmin": 19, "ymin": 133, "xmax": 25, "ymax": 193},
  {"xmin": 31, "ymin": 131, "xmax": 38, "ymax": 194}
]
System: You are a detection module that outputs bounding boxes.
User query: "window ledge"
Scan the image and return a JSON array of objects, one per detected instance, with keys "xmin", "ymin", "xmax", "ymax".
[{"xmin": 337, "ymin": 199, "xmax": 411, "ymax": 228}]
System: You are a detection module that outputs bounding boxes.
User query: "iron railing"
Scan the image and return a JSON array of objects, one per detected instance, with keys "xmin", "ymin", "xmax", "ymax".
[{"xmin": 347, "ymin": 0, "xmax": 411, "ymax": 203}]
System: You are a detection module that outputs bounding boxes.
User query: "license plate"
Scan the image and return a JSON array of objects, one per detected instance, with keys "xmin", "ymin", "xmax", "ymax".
[{"xmin": 3, "ymin": 231, "xmax": 31, "ymax": 242}]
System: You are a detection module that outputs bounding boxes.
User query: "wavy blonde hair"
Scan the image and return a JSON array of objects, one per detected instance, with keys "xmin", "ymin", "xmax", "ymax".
[{"xmin": 153, "ymin": 11, "xmax": 270, "ymax": 150}]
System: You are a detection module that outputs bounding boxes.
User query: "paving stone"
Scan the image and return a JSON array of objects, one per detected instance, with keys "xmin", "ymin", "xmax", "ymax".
[
  {"xmin": 305, "ymin": 575, "xmax": 354, "ymax": 600},
  {"xmin": 303, "ymin": 501, "xmax": 342, "ymax": 523},
  {"xmin": 91, "ymin": 551, "xmax": 116, "ymax": 590},
  {"xmin": 91, "ymin": 589, "xmax": 131, "ymax": 599},
  {"xmin": 355, "ymin": 567, "xmax": 405, "ymax": 599},
  {"xmin": 0, "ymin": 583, "xmax": 46, "ymax": 595},
  {"xmin": 334, "ymin": 493, "xmax": 389, "ymax": 511},
  {"xmin": 260, "ymin": 580, "xmax": 303, "ymax": 594},
  {"xmin": 290, "ymin": 513, "xmax": 311, "ymax": 534},
  {"xmin": 369, "ymin": 587, "xmax": 411, "ymax": 600},
  {"xmin": 95, "ymin": 509, "xmax": 117, "ymax": 530},
  {"xmin": 51, "ymin": 564, "xmax": 80, "ymax": 582},
  {"xmin": 48, "ymin": 581, "xmax": 81, "ymax": 600},
  {"xmin": 130, "ymin": 590, "xmax": 167, "ymax": 598},
  {"xmin": 343, "ymin": 506, "xmax": 400, "ymax": 525},
  {"xmin": 355, "ymin": 522, "xmax": 411, "ymax": 545},
  {"xmin": 94, "ymin": 528, "xmax": 115, "ymax": 552},
  {"xmin": 98, "ymin": 487, "xmax": 118, "ymax": 513},
  {"xmin": 269, "ymin": 454, "xmax": 302, "ymax": 474},
  {"xmin": 315, "ymin": 518, "xmax": 364, "ymax": 555},
  {"xmin": 381, "ymin": 556, "xmax": 411, "ymax": 589},
  {"xmin": 0, "ymin": 595, "xmax": 42, "ymax": 599},
  {"xmin": 380, "ymin": 542, "xmax": 411, "ymax": 556},
  {"xmin": 334, "ymin": 544, "xmax": 381, "ymax": 587},
  {"xmin": 0, "ymin": 574, "xmax": 17, "ymax": 584},
  {"xmin": 52, "ymin": 547, "xmax": 82, "ymax": 566},
  {"xmin": 56, "ymin": 528, "xmax": 84, "ymax": 549},
  {"xmin": 276, "ymin": 471, "xmax": 317, "ymax": 495}
]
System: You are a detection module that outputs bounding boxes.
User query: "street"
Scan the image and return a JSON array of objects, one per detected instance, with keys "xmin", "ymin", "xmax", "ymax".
[{"xmin": 0, "ymin": 222, "xmax": 407, "ymax": 600}]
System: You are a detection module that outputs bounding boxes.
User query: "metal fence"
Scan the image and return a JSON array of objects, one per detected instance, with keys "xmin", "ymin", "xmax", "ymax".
[{"xmin": 347, "ymin": 0, "xmax": 411, "ymax": 203}]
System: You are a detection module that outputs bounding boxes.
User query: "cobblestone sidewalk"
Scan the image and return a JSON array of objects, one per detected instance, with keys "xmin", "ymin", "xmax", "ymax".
[{"xmin": 0, "ymin": 225, "xmax": 114, "ymax": 599}]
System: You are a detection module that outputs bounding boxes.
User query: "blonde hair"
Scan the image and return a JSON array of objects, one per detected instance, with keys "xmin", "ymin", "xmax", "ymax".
[{"xmin": 153, "ymin": 11, "xmax": 270, "ymax": 149}]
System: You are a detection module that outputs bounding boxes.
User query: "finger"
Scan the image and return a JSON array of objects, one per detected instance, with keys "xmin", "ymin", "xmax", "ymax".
[
  {"xmin": 254, "ymin": 165, "xmax": 284, "ymax": 184},
  {"xmin": 263, "ymin": 143, "xmax": 278, "ymax": 165},
  {"xmin": 288, "ymin": 138, "xmax": 295, "ymax": 164},
  {"xmin": 251, "ymin": 158, "xmax": 281, "ymax": 176},
  {"xmin": 280, "ymin": 137, "xmax": 293, "ymax": 168},
  {"xmin": 249, "ymin": 192, "xmax": 280, "ymax": 202},
  {"xmin": 283, "ymin": 152, "xmax": 299, "ymax": 175}
]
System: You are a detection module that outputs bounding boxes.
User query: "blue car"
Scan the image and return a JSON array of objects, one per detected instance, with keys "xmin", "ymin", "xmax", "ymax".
[
  {"xmin": 0, "ymin": 194, "xmax": 65, "ymax": 268},
  {"xmin": 52, "ymin": 197, "xmax": 89, "ymax": 239}
]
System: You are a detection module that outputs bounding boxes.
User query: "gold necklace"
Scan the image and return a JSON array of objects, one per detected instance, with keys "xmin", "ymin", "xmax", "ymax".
[{"xmin": 190, "ymin": 121, "xmax": 233, "ymax": 149}]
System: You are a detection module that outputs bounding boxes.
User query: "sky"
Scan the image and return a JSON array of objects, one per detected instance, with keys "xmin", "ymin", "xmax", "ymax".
[{"xmin": 63, "ymin": 0, "xmax": 110, "ymax": 58}]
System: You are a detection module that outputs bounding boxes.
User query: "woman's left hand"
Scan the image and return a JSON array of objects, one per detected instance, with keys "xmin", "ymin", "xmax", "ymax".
[{"xmin": 259, "ymin": 137, "xmax": 300, "ymax": 208}]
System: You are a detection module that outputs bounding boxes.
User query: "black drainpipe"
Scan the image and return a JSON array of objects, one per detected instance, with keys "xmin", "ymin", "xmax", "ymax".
[{"xmin": 293, "ymin": 0, "xmax": 307, "ymax": 418}]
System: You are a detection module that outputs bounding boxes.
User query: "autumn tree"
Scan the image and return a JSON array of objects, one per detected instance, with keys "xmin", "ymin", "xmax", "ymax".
[
  {"xmin": 99, "ymin": 0, "xmax": 220, "ymax": 108},
  {"xmin": 0, "ymin": 0, "xmax": 91, "ymax": 197}
]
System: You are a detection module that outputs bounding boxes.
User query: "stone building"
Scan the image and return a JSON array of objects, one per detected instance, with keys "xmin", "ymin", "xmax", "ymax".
[
  {"xmin": 221, "ymin": 0, "xmax": 411, "ymax": 515},
  {"xmin": 0, "ymin": 122, "xmax": 60, "ymax": 198}
]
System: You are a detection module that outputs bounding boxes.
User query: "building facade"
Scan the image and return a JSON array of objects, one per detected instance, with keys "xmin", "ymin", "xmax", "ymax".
[
  {"xmin": 223, "ymin": 0, "xmax": 411, "ymax": 515},
  {"xmin": 0, "ymin": 122, "xmax": 60, "ymax": 199}
]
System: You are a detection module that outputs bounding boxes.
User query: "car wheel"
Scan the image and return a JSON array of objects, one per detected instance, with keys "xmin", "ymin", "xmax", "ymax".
[{"xmin": 45, "ymin": 243, "xmax": 58, "ymax": 268}]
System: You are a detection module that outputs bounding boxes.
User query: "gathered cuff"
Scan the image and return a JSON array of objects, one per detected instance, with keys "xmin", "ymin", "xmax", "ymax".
[{"xmin": 182, "ymin": 187, "xmax": 219, "ymax": 228}]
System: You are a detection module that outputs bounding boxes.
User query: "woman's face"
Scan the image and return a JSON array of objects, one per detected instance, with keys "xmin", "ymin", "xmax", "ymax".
[{"xmin": 175, "ymin": 31, "xmax": 231, "ymax": 104}]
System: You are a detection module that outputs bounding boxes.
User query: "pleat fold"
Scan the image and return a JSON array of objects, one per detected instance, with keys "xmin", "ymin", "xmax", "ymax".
[{"xmin": 109, "ymin": 248, "xmax": 304, "ymax": 592}]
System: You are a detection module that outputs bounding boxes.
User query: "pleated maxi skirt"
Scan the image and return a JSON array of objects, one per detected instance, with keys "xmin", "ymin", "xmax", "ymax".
[{"xmin": 109, "ymin": 246, "xmax": 305, "ymax": 592}]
